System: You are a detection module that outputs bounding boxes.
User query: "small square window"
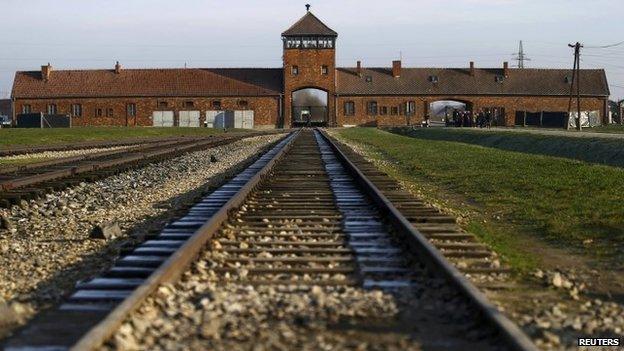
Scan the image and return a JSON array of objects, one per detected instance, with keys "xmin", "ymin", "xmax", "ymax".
[
  {"xmin": 321, "ymin": 65, "xmax": 328, "ymax": 75},
  {"xmin": 184, "ymin": 101, "xmax": 194, "ymax": 108},
  {"xmin": 106, "ymin": 108, "xmax": 114, "ymax": 117},
  {"xmin": 22, "ymin": 104, "xmax": 32, "ymax": 114},
  {"xmin": 212, "ymin": 100, "xmax": 222, "ymax": 109},
  {"xmin": 391, "ymin": 107, "xmax": 399, "ymax": 115},
  {"xmin": 380, "ymin": 106, "xmax": 388, "ymax": 115},
  {"xmin": 238, "ymin": 100, "xmax": 248, "ymax": 108},
  {"xmin": 95, "ymin": 108, "xmax": 103, "ymax": 117},
  {"xmin": 127, "ymin": 103, "xmax": 137, "ymax": 117},
  {"xmin": 495, "ymin": 75, "xmax": 505, "ymax": 83},
  {"xmin": 292, "ymin": 66, "xmax": 299, "ymax": 75},
  {"xmin": 365, "ymin": 76, "xmax": 373, "ymax": 83},
  {"xmin": 47, "ymin": 104, "xmax": 57, "ymax": 115},
  {"xmin": 344, "ymin": 101, "xmax": 355, "ymax": 116},
  {"xmin": 429, "ymin": 75, "xmax": 439, "ymax": 83},
  {"xmin": 158, "ymin": 101, "xmax": 168, "ymax": 108},
  {"xmin": 71, "ymin": 104, "xmax": 82, "ymax": 117}
]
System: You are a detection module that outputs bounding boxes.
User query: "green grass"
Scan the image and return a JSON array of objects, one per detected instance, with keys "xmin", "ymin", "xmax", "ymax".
[
  {"xmin": 0, "ymin": 127, "xmax": 245, "ymax": 149},
  {"xmin": 590, "ymin": 124, "xmax": 624, "ymax": 133},
  {"xmin": 336, "ymin": 128, "xmax": 624, "ymax": 272},
  {"xmin": 385, "ymin": 127, "xmax": 624, "ymax": 168}
]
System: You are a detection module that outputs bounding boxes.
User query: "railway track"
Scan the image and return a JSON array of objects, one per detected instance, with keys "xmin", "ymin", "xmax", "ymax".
[
  {"xmin": 4, "ymin": 129, "xmax": 537, "ymax": 350},
  {"xmin": 0, "ymin": 135, "xmax": 205, "ymax": 157},
  {"xmin": 0, "ymin": 131, "xmax": 283, "ymax": 207}
]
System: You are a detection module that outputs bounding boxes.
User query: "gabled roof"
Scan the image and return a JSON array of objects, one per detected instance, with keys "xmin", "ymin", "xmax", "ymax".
[
  {"xmin": 282, "ymin": 11, "xmax": 337, "ymax": 37},
  {"xmin": 336, "ymin": 67, "xmax": 610, "ymax": 97},
  {"xmin": 12, "ymin": 68, "xmax": 283, "ymax": 99}
]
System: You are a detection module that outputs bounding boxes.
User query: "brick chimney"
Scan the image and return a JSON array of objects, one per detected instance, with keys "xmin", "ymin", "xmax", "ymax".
[
  {"xmin": 115, "ymin": 61, "xmax": 122, "ymax": 74},
  {"xmin": 356, "ymin": 60, "xmax": 362, "ymax": 77},
  {"xmin": 503, "ymin": 61, "xmax": 509, "ymax": 77},
  {"xmin": 392, "ymin": 60, "xmax": 402, "ymax": 78},
  {"xmin": 41, "ymin": 63, "xmax": 52, "ymax": 81},
  {"xmin": 469, "ymin": 61, "xmax": 475, "ymax": 76}
]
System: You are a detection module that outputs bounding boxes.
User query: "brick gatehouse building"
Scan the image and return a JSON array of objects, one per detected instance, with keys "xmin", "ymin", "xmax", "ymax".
[{"xmin": 10, "ymin": 8, "xmax": 610, "ymax": 128}]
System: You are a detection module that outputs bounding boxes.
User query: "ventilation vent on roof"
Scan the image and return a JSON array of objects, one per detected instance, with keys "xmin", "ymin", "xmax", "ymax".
[
  {"xmin": 565, "ymin": 76, "xmax": 572, "ymax": 84},
  {"xmin": 365, "ymin": 75, "xmax": 373, "ymax": 83},
  {"xmin": 495, "ymin": 75, "xmax": 505, "ymax": 83},
  {"xmin": 429, "ymin": 75, "xmax": 439, "ymax": 83}
]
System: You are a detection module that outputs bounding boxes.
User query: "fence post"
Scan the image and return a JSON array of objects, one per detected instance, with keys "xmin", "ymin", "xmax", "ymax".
[
  {"xmin": 523, "ymin": 111, "xmax": 527, "ymax": 127},
  {"xmin": 540, "ymin": 111, "xmax": 543, "ymax": 126}
]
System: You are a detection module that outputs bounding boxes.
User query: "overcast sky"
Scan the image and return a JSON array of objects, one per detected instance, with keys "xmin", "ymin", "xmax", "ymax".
[{"xmin": 0, "ymin": 0, "xmax": 622, "ymax": 100}]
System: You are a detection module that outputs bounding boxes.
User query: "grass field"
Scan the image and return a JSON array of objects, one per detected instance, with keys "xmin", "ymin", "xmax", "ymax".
[
  {"xmin": 0, "ymin": 127, "xmax": 245, "ymax": 149},
  {"xmin": 385, "ymin": 127, "xmax": 624, "ymax": 168},
  {"xmin": 335, "ymin": 128, "xmax": 624, "ymax": 272},
  {"xmin": 591, "ymin": 124, "xmax": 624, "ymax": 133}
]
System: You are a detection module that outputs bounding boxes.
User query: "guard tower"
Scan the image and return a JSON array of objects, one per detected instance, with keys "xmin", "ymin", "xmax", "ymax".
[{"xmin": 282, "ymin": 5, "xmax": 337, "ymax": 127}]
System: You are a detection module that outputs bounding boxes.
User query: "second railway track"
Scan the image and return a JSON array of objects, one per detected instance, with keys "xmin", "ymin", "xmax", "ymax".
[{"xmin": 4, "ymin": 129, "xmax": 537, "ymax": 350}]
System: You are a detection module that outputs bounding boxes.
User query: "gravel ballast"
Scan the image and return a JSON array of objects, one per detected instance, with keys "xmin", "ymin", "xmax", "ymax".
[
  {"xmin": 0, "ymin": 134, "xmax": 283, "ymax": 339},
  {"xmin": 0, "ymin": 146, "xmax": 132, "ymax": 164}
]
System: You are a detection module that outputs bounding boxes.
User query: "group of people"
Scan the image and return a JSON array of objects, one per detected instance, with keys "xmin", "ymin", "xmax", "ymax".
[{"xmin": 446, "ymin": 109, "xmax": 493, "ymax": 128}]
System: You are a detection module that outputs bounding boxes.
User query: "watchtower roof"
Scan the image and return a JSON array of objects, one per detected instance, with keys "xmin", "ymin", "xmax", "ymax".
[{"xmin": 282, "ymin": 11, "xmax": 337, "ymax": 37}]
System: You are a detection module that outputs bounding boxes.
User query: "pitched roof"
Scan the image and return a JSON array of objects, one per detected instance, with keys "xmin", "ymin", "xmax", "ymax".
[
  {"xmin": 12, "ymin": 68, "xmax": 283, "ymax": 99},
  {"xmin": 336, "ymin": 67, "xmax": 610, "ymax": 97},
  {"xmin": 282, "ymin": 12, "xmax": 337, "ymax": 37}
]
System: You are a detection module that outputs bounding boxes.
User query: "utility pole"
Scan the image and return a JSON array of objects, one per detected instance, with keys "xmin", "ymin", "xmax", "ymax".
[
  {"xmin": 567, "ymin": 42, "xmax": 583, "ymax": 131},
  {"xmin": 513, "ymin": 40, "xmax": 531, "ymax": 68}
]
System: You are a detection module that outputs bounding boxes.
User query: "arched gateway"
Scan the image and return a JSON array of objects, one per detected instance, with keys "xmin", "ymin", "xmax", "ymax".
[{"xmin": 292, "ymin": 88, "xmax": 328, "ymax": 126}]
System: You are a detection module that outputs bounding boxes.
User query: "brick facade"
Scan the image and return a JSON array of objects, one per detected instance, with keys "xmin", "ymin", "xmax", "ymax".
[
  {"xmin": 14, "ymin": 96, "xmax": 280, "ymax": 127},
  {"xmin": 336, "ymin": 95, "xmax": 608, "ymax": 127},
  {"xmin": 283, "ymin": 49, "xmax": 336, "ymax": 127}
]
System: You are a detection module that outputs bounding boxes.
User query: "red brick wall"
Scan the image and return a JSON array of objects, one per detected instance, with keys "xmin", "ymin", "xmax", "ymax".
[
  {"xmin": 336, "ymin": 95, "xmax": 607, "ymax": 127},
  {"xmin": 13, "ymin": 96, "xmax": 280, "ymax": 128},
  {"xmin": 283, "ymin": 48, "xmax": 336, "ymax": 127}
]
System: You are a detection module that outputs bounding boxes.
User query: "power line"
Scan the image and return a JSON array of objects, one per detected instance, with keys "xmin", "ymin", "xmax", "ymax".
[{"xmin": 584, "ymin": 41, "xmax": 624, "ymax": 49}]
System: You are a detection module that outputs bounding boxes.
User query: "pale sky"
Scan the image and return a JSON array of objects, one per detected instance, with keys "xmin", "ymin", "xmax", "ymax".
[{"xmin": 0, "ymin": 0, "xmax": 622, "ymax": 100}]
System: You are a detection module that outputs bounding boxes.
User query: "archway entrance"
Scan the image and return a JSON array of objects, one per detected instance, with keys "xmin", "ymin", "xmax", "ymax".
[
  {"xmin": 292, "ymin": 88, "xmax": 328, "ymax": 126},
  {"xmin": 429, "ymin": 100, "xmax": 472, "ymax": 126}
]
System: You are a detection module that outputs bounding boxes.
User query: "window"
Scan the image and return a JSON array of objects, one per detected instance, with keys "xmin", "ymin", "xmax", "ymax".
[
  {"xmin": 22, "ymin": 104, "xmax": 31, "ymax": 114},
  {"xmin": 380, "ymin": 106, "xmax": 388, "ymax": 115},
  {"xmin": 47, "ymin": 104, "xmax": 57, "ymax": 115},
  {"xmin": 321, "ymin": 65, "xmax": 328, "ymax": 75},
  {"xmin": 367, "ymin": 101, "xmax": 378, "ymax": 116},
  {"xmin": 406, "ymin": 101, "xmax": 416, "ymax": 116},
  {"xmin": 158, "ymin": 101, "xmax": 168, "ymax": 109},
  {"xmin": 184, "ymin": 101, "xmax": 194, "ymax": 108},
  {"xmin": 365, "ymin": 76, "xmax": 373, "ymax": 83},
  {"xmin": 212, "ymin": 100, "xmax": 222, "ymax": 109},
  {"xmin": 391, "ymin": 106, "xmax": 399, "ymax": 115},
  {"xmin": 429, "ymin": 75, "xmax": 439, "ymax": 83},
  {"xmin": 95, "ymin": 108, "xmax": 103, "ymax": 117},
  {"xmin": 106, "ymin": 108, "xmax": 114, "ymax": 117},
  {"xmin": 495, "ymin": 75, "xmax": 505, "ymax": 83},
  {"xmin": 127, "ymin": 103, "xmax": 137, "ymax": 117},
  {"xmin": 71, "ymin": 104, "xmax": 82, "ymax": 117},
  {"xmin": 238, "ymin": 100, "xmax": 248, "ymax": 108},
  {"xmin": 344, "ymin": 101, "xmax": 355, "ymax": 116},
  {"xmin": 292, "ymin": 65, "xmax": 299, "ymax": 76}
]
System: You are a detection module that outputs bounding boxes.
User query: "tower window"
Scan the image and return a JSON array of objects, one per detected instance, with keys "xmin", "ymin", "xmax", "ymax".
[
  {"xmin": 322, "ymin": 65, "xmax": 328, "ymax": 75},
  {"xmin": 367, "ymin": 101, "xmax": 378, "ymax": 116},
  {"xmin": 292, "ymin": 65, "xmax": 299, "ymax": 76},
  {"xmin": 344, "ymin": 101, "xmax": 355, "ymax": 116}
]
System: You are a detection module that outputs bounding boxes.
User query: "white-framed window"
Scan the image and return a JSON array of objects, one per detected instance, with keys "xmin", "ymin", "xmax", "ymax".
[
  {"xmin": 47, "ymin": 104, "xmax": 57, "ymax": 114},
  {"xmin": 22, "ymin": 104, "xmax": 31, "ymax": 114},
  {"xmin": 127, "ymin": 103, "xmax": 137, "ymax": 117},
  {"xmin": 71, "ymin": 104, "xmax": 82, "ymax": 117}
]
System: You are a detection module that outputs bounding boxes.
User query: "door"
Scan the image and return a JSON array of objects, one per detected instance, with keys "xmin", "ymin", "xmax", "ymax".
[
  {"xmin": 242, "ymin": 110, "xmax": 254, "ymax": 129},
  {"xmin": 153, "ymin": 111, "xmax": 174, "ymax": 127},
  {"xmin": 179, "ymin": 111, "xmax": 200, "ymax": 127}
]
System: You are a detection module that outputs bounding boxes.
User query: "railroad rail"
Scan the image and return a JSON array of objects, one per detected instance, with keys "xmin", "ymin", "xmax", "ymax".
[
  {"xmin": 0, "ymin": 135, "xmax": 207, "ymax": 157},
  {"xmin": 4, "ymin": 129, "xmax": 537, "ymax": 350},
  {"xmin": 0, "ymin": 131, "xmax": 284, "ymax": 207}
]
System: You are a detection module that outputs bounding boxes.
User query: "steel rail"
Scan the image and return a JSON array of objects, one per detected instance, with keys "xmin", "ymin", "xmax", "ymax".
[
  {"xmin": 0, "ymin": 131, "xmax": 283, "ymax": 192},
  {"xmin": 69, "ymin": 130, "xmax": 299, "ymax": 351},
  {"xmin": 318, "ymin": 129, "xmax": 538, "ymax": 351}
]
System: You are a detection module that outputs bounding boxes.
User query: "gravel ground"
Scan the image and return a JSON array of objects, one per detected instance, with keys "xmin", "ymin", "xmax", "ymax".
[
  {"xmin": 0, "ymin": 145, "xmax": 132, "ymax": 164},
  {"xmin": 327, "ymin": 130, "xmax": 624, "ymax": 350},
  {"xmin": 0, "ymin": 134, "xmax": 283, "ymax": 339},
  {"xmin": 106, "ymin": 253, "xmax": 503, "ymax": 351}
]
